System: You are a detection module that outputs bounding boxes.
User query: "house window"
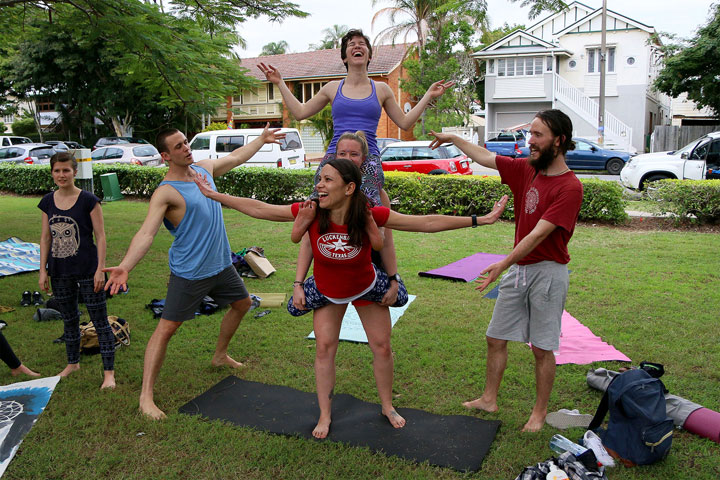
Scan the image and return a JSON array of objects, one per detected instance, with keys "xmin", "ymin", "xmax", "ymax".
[
  {"xmin": 568, "ymin": 59, "xmax": 578, "ymax": 70},
  {"xmin": 587, "ymin": 47, "xmax": 616, "ymax": 73},
  {"xmin": 626, "ymin": 56, "xmax": 636, "ymax": 66},
  {"xmin": 301, "ymin": 81, "xmax": 328, "ymax": 102},
  {"xmin": 488, "ymin": 59, "xmax": 494, "ymax": 74},
  {"xmin": 495, "ymin": 57, "xmax": 545, "ymax": 77},
  {"xmin": 35, "ymin": 96, "xmax": 55, "ymax": 111},
  {"xmin": 546, "ymin": 56, "xmax": 552, "ymax": 72},
  {"xmin": 267, "ymin": 84, "xmax": 274, "ymax": 100}
]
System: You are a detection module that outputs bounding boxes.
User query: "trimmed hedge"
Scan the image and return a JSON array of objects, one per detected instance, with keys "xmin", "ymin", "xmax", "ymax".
[
  {"xmin": 0, "ymin": 164, "xmax": 630, "ymax": 223},
  {"xmin": 647, "ymin": 179, "xmax": 720, "ymax": 224}
]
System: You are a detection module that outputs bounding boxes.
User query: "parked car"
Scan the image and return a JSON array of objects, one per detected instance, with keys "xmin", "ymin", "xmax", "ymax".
[
  {"xmin": 0, "ymin": 136, "xmax": 32, "ymax": 147},
  {"xmin": 484, "ymin": 130, "xmax": 528, "ymax": 157},
  {"xmin": 0, "ymin": 143, "xmax": 57, "ymax": 164},
  {"xmin": 516, "ymin": 137, "xmax": 630, "ymax": 175},
  {"xmin": 91, "ymin": 144, "xmax": 162, "ymax": 166},
  {"xmin": 45, "ymin": 140, "xmax": 87, "ymax": 151},
  {"xmin": 93, "ymin": 136, "xmax": 149, "ymax": 150},
  {"xmin": 376, "ymin": 137, "xmax": 401, "ymax": 150},
  {"xmin": 379, "ymin": 141, "xmax": 472, "ymax": 175},
  {"xmin": 620, "ymin": 131, "xmax": 720, "ymax": 190},
  {"xmin": 189, "ymin": 128, "xmax": 306, "ymax": 169}
]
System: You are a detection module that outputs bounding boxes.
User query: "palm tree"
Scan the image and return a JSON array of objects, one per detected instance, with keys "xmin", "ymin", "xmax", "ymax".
[
  {"xmin": 371, "ymin": 0, "xmax": 434, "ymax": 52},
  {"xmin": 260, "ymin": 41, "xmax": 289, "ymax": 56},
  {"xmin": 310, "ymin": 24, "xmax": 349, "ymax": 50}
]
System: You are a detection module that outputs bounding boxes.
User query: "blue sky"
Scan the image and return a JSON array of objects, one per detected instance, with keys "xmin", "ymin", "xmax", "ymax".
[{"xmin": 237, "ymin": 0, "xmax": 714, "ymax": 57}]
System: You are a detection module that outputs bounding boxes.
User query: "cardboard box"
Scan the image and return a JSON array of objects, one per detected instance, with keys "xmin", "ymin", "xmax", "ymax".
[{"xmin": 244, "ymin": 251, "xmax": 276, "ymax": 278}]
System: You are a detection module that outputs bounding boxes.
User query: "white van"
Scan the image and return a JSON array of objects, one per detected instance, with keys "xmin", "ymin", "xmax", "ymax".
[{"xmin": 188, "ymin": 128, "xmax": 306, "ymax": 169}]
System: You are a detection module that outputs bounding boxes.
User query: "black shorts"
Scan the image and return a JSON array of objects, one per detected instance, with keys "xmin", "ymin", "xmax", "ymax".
[{"xmin": 162, "ymin": 266, "xmax": 249, "ymax": 322}]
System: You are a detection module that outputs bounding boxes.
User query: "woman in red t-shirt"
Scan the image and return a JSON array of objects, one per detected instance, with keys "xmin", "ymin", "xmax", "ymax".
[{"xmin": 194, "ymin": 159, "xmax": 507, "ymax": 439}]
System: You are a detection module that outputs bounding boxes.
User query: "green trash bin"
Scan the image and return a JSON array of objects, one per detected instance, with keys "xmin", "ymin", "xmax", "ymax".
[{"xmin": 100, "ymin": 173, "xmax": 123, "ymax": 202}]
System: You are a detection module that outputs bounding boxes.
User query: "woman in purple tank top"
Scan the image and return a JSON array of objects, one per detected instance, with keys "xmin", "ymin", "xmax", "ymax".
[{"xmin": 258, "ymin": 29, "xmax": 453, "ymax": 436}]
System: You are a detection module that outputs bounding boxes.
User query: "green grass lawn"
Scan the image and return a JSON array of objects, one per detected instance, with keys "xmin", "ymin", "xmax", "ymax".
[{"xmin": 1, "ymin": 194, "xmax": 719, "ymax": 479}]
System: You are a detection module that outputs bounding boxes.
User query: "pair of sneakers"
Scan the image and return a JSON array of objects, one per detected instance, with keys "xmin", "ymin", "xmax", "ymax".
[{"xmin": 20, "ymin": 291, "xmax": 44, "ymax": 307}]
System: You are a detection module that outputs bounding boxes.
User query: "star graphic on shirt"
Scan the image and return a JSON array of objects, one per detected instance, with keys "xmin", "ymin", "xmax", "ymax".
[{"xmin": 329, "ymin": 238, "xmax": 352, "ymax": 252}]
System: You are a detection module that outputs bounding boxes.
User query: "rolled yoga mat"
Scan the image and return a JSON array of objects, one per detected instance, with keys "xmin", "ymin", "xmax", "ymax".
[
  {"xmin": 418, "ymin": 252, "xmax": 506, "ymax": 282},
  {"xmin": 682, "ymin": 407, "xmax": 720, "ymax": 444}
]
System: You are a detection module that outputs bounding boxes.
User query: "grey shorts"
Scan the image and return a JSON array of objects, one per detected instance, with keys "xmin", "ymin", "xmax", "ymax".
[
  {"xmin": 163, "ymin": 265, "xmax": 249, "ymax": 322},
  {"xmin": 486, "ymin": 261, "xmax": 569, "ymax": 351}
]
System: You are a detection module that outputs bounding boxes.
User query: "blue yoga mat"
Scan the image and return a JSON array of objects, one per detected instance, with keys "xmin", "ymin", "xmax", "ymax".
[
  {"xmin": 0, "ymin": 237, "xmax": 41, "ymax": 277},
  {"xmin": 308, "ymin": 295, "xmax": 416, "ymax": 343}
]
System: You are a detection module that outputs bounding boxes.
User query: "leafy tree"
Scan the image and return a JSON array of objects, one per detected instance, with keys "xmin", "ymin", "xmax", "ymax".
[
  {"xmin": 0, "ymin": 122, "xmax": 5, "ymax": 133},
  {"xmin": 11, "ymin": 116, "xmax": 37, "ymax": 138},
  {"xmin": 310, "ymin": 25, "xmax": 349, "ymax": 50},
  {"xmin": 261, "ymin": 41, "xmax": 289, "ymax": 56},
  {"xmin": 203, "ymin": 122, "xmax": 232, "ymax": 131},
  {"xmin": 0, "ymin": 0, "xmax": 307, "ymax": 136},
  {"xmin": 307, "ymin": 105, "xmax": 334, "ymax": 149},
  {"xmin": 654, "ymin": 4, "xmax": 720, "ymax": 118}
]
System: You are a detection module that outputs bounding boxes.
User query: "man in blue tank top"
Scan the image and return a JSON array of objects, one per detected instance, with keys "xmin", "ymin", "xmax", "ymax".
[{"xmin": 105, "ymin": 124, "xmax": 285, "ymax": 420}]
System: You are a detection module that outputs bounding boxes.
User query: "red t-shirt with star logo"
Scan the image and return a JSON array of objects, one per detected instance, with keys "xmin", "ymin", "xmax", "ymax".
[
  {"xmin": 291, "ymin": 203, "xmax": 390, "ymax": 298},
  {"xmin": 496, "ymin": 156, "xmax": 583, "ymax": 265}
]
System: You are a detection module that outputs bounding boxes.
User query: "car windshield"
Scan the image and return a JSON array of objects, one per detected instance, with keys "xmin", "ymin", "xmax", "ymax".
[
  {"xmin": 444, "ymin": 145, "xmax": 464, "ymax": 158},
  {"xmin": 675, "ymin": 138, "xmax": 703, "ymax": 156},
  {"xmin": 132, "ymin": 145, "xmax": 159, "ymax": 157}
]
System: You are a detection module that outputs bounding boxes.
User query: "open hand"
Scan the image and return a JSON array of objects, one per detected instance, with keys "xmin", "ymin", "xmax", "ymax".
[
  {"xmin": 103, "ymin": 266, "xmax": 128, "ymax": 296},
  {"xmin": 428, "ymin": 130, "xmax": 455, "ymax": 149},
  {"xmin": 260, "ymin": 122, "xmax": 285, "ymax": 145},
  {"xmin": 427, "ymin": 80, "xmax": 455, "ymax": 99},
  {"xmin": 474, "ymin": 262, "xmax": 504, "ymax": 293},
  {"xmin": 480, "ymin": 195, "xmax": 509, "ymax": 225},
  {"xmin": 193, "ymin": 172, "xmax": 215, "ymax": 198},
  {"xmin": 258, "ymin": 63, "xmax": 282, "ymax": 84}
]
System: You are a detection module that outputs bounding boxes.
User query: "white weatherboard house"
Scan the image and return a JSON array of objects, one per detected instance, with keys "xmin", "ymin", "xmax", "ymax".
[{"xmin": 474, "ymin": 1, "xmax": 671, "ymax": 153}]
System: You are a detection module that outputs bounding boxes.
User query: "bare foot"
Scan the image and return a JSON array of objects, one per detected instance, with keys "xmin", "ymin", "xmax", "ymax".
[
  {"xmin": 11, "ymin": 364, "xmax": 40, "ymax": 377},
  {"xmin": 462, "ymin": 396, "xmax": 498, "ymax": 413},
  {"xmin": 139, "ymin": 397, "xmax": 167, "ymax": 420},
  {"xmin": 101, "ymin": 371, "xmax": 116, "ymax": 390},
  {"xmin": 211, "ymin": 354, "xmax": 244, "ymax": 368},
  {"xmin": 522, "ymin": 411, "xmax": 546, "ymax": 432},
  {"xmin": 58, "ymin": 364, "xmax": 80, "ymax": 377},
  {"xmin": 312, "ymin": 415, "xmax": 331, "ymax": 439},
  {"xmin": 383, "ymin": 408, "xmax": 406, "ymax": 428}
]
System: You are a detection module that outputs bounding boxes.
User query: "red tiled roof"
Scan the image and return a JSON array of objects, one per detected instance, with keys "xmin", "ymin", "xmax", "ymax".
[{"xmin": 239, "ymin": 44, "xmax": 412, "ymax": 81}]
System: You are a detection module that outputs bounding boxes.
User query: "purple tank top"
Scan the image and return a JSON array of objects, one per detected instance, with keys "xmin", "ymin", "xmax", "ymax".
[{"xmin": 327, "ymin": 79, "xmax": 382, "ymax": 156}]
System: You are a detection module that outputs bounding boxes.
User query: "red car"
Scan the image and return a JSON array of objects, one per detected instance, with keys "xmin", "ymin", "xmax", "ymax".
[{"xmin": 379, "ymin": 141, "xmax": 472, "ymax": 175}]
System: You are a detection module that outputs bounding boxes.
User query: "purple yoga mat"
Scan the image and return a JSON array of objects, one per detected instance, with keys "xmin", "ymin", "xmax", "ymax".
[
  {"xmin": 418, "ymin": 252, "xmax": 507, "ymax": 282},
  {"xmin": 683, "ymin": 407, "xmax": 720, "ymax": 444}
]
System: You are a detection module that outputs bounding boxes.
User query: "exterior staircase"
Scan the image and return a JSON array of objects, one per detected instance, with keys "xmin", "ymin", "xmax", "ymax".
[{"xmin": 553, "ymin": 73, "xmax": 633, "ymax": 152}]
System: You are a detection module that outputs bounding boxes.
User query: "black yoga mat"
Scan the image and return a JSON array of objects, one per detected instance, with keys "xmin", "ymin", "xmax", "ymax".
[{"xmin": 178, "ymin": 376, "xmax": 501, "ymax": 472}]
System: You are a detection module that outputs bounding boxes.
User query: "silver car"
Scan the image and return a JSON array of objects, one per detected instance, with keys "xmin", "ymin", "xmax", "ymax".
[
  {"xmin": 91, "ymin": 144, "xmax": 162, "ymax": 166},
  {"xmin": 0, "ymin": 143, "xmax": 57, "ymax": 165}
]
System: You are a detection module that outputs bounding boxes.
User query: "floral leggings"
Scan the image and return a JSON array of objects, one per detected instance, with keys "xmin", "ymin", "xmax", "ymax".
[
  {"xmin": 287, "ymin": 264, "xmax": 408, "ymax": 316},
  {"xmin": 51, "ymin": 276, "xmax": 115, "ymax": 370}
]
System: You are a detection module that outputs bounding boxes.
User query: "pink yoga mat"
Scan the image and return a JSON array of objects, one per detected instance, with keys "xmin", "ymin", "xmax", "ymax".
[
  {"xmin": 418, "ymin": 252, "xmax": 507, "ymax": 282},
  {"xmin": 546, "ymin": 311, "xmax": 632, "ymax": 365},
  {"xmin": 683, "ymin": 408, "xmax": 720, "ymax": 443}
]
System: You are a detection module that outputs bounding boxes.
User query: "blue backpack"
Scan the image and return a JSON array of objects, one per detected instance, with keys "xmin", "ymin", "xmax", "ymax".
[{"xmin": 588, "ymin": 368, "xmax": 673, "ymax": 466}]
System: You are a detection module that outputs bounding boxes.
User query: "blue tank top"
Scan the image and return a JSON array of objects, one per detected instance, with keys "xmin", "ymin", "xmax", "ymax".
[
  {"xmin": 327, "ymin": 79, "xmax": 382, "ymax": 156},
  {"xmin": 159, "ymin": 165, "xmax": 231, "ymax": 280}
]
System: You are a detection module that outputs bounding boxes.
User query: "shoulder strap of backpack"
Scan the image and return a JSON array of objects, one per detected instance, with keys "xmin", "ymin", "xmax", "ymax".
[{"xmin": 588, "ymin": 389, "xmax": 609, "ymax": 431}]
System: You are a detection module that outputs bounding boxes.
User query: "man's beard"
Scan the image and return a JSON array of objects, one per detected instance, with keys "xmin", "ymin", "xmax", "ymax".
[{"xmin": 528, "ymin": 144, "xmax": 556, "ymax": 172}]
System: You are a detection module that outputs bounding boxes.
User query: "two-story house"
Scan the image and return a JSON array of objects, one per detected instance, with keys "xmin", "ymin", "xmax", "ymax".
[
  {"xmin": 474, "ymin": 1, "xmax": 671, "ymax": 153},
  {"xmin": 225, "ymin": 44, "xmax": 414, "ymax": 154}
]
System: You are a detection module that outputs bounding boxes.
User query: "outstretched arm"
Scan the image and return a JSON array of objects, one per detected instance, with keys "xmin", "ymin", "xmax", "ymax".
[
  {"xmin": 198, "ymin": 123, "xmax": 285, "ymax": 177},
  {"xmin": 104, "ymin": 189, "xmax": 171, "ymax": 295},
  {"xmin": 258, "ymin": 63, "xmax": 334, "ymax": 120},
  {"xmin": 474, "ymin": 219, "xmax": 557, "ymax": 292},
  {"xmin": 429, "ymin": 130, "xmax": 497, "ymax": 170},
  {"xmin": 194, "ymin": 172, "xmax": 294, "ymax": 222},
  {"xmin": 385, "ymin": 196, "xmax": 508, "ymax": 232},
  {"xmin": 380, "ymin": 80, "xmax": 454, "ymax": 131}
]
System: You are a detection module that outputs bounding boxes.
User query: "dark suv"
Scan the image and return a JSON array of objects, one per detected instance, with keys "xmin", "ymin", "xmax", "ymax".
[{"xmin": 93, "ymin": 136, "xmax": 149, "ymax": 150}]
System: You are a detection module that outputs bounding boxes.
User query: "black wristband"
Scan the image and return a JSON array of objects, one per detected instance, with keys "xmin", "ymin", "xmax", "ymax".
[{"xmin": 471, "ymin": 214, "xmax": 478, "ymax": 228}]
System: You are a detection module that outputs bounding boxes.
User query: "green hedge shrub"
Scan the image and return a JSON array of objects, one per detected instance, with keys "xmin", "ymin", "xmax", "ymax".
[
  {"xmin": 0, "ymin": 165, "xmax": 631, "ymax": 223},
  {"xmin": 647, "ymin": 179, "xmax": 720, "ymax": 224}
]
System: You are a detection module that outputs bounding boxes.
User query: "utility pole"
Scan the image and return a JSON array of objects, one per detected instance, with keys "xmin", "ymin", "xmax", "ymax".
[{"xmin": 598, "ymin": 0, "xmax": 607, "ymax": 146}]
